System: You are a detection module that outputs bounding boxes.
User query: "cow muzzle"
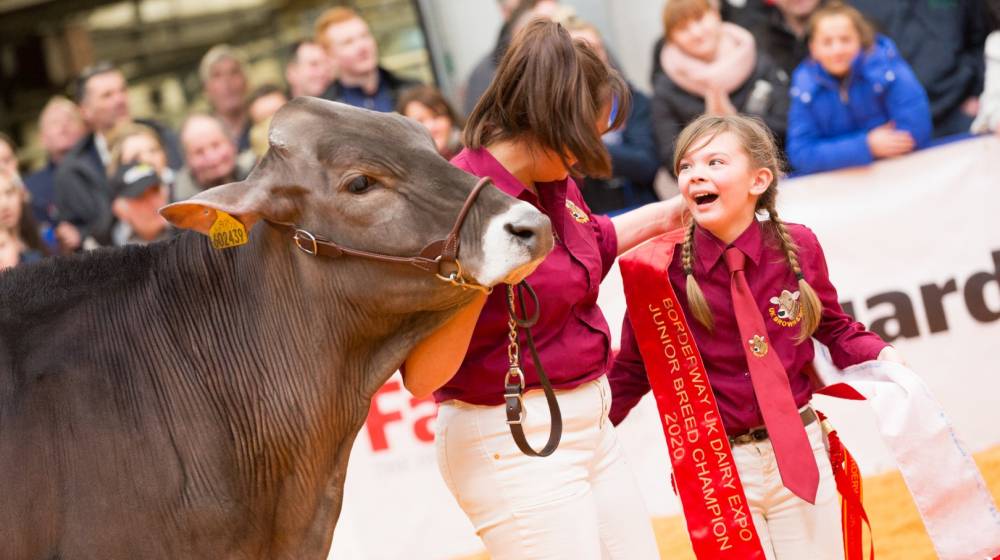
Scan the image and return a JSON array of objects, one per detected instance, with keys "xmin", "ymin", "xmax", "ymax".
[{"xmin": 467, "ymin": 198, "xmax": 553, "ymax": 288}]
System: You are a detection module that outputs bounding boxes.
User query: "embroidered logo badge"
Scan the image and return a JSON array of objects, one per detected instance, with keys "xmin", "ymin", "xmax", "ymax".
[
  {"xmin": 768, "ymin": 289, "xmax": 802, "ymax": 327},
  {"xmin": 565, "ymin": 199, "xmax": 590, "ymax": 223},
  {"xmin": 748, "ymin": 335, "xmax": 768, "ymax": 358}
]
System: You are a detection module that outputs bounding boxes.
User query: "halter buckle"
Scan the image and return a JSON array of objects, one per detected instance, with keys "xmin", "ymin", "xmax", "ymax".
[{"xmin": 293, "ymin": 229, "xmax": 319, "ymax": 256}]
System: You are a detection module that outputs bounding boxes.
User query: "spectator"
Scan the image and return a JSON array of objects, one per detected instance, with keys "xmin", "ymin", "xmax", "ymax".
[
  {"xmin": 23, "ymin": 96, "xmax": 87, "ymax": 243},
  {"xmin": 972, "ymin": 1, "xmax": 1000, "ymax": 135},
  {"xmin": 566, "ymin": 18, "xmax": 660, "ymax": 214},
  {"xmin": 751, "ymin": 0, "xmax": 827, "ymax": 79},
  {"xmin": 54, "ymin": 62, "xmax": 182, "ymax": 250},
  {"xmin": 200, "ymin": 45, "xmax": 252, "ymax": 152},
  {"xmin": 104, "ymin": 123, "xmax": 174, "ymax": 247},
  {"xmin": 651, "ymin": 0, "xmax": 790, "ymax": 172},
  {"xmin": 0, "ymin": 170, "xmax": 46, "ymax": 268},
  {"xmin": 0, "ymin": 133, "xmax": 17, "ymax": 177},
  {"xmin": 173, "ymin": 114, "xmax": 255, "ymax": 202},
  {"xmin": 247, "ymin": 84, "xmax": 289, "ymax": 158},
  {"xmin": 248, "ymin": 84, "xmax": 288, "ymax": 126},
  {"xmin": 108, "ymin": 164, "xmax": 171, "ymax": 246},
  {"xmin": 314, "ymin": 7, "xmax": 418, "ymax": 112},
  {"xmin": 650, "ymin": 0, "xmax": 807, "ymax": 83},
  {"xmin": 106, "ymin": 122, "xmax": 173, "ymax": 193},
  {"xmin": 786, "ymin": 2, "xmax": 932, "ymax": 174},
  {"xmin": 396, "ymin": 85, "xmax": 463, "ymax": 159},
  {"xmin": 462, "ymin": 0, "xmax": 561, "ymax": 116},
  {"xmin": 848, "ymin": 0, "xmax": 987, "ymax": 137},
  {"xmin": 285, "ymin": 40, "xmax": 335, "ymax": 98}
]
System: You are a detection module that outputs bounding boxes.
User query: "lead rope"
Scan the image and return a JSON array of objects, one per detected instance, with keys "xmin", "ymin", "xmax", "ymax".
[{"xmin": 504, "ymin": 281, "xmax": 562, "ymax": 457}]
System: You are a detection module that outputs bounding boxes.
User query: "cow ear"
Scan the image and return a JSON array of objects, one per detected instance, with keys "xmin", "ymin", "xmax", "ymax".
[{"xmin": 160, "ymin": 180, "xmax": 266, "ymax": 235}]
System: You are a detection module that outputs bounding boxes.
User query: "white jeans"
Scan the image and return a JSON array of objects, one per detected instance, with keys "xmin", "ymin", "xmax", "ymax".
[
  {"xmin": 732, "ymin": 415, "xmax": 845, "ymax": 560},
  {"xmin": 434, "ymin": 375, "xmax": 659, "ymax": 560}
]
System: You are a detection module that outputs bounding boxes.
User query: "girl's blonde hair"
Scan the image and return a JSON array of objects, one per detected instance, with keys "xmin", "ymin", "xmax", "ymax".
[{"xmin": 673, "ymin": 114, "xmax": 821, "ymax": 344}]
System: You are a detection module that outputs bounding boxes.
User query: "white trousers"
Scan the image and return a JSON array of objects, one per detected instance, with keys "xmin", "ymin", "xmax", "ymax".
[
  {"xmin": 732, "ymin": 416, "xmax": 846, "ymax": 560},
  {"xmin": 434, "ymin": 375, "xmax": 659, "ymax": 560}
]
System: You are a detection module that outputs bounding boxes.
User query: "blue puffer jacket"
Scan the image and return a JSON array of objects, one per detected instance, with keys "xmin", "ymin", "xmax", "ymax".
[{"xmin": 786, "ymin": 34, "xmax": 932, "ymax": 175}]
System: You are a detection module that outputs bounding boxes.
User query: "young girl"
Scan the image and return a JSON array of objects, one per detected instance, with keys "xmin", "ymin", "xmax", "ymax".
[
  {"xmin": 408, "ymin": 19, "xmax": 685, "ymax": 560},
  {"xmin": 786, "ymin": 2, "xmax": 932, "ymax": 174},
  {"xmin": 609, "ymin": 114, "xmax": 902, "ymax": 559}
]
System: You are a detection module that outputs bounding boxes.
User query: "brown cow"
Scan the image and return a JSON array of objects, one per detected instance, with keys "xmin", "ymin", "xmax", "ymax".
[{"xmin": 0, "ymin": 98, "xmax": 552, "ymax": 559}]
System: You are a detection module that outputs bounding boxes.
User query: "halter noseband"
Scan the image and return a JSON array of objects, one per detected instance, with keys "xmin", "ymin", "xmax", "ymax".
[{"xmin": 267, "ymin": 176, "xmax": 494, "ymax": 294}]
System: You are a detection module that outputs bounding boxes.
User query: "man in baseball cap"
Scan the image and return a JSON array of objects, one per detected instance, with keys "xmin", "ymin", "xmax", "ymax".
[{"xmin": 109, "ymin": 162, "xmax": 172, "ymax": 246}]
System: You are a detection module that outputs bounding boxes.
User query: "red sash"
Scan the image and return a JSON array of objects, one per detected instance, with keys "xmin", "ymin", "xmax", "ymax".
[
  {"xmin": 620, "ymin": 232, "xmax": 873, "ymax": 559},
  {"xmin": 620, "ymin": 232, "xmax": 765, "ymax": 559}
]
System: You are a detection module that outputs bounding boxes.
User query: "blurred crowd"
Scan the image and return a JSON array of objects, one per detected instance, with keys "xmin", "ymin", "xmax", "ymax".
[{"xmin": 1, "ymin": 0, "xmax": 998, "ymax": 270}]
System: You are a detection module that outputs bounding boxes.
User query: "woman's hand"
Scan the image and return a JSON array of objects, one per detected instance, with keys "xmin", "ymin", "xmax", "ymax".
[
  {"xmin": 611, "ymin": 195, "xmax": 686, "ymax": 256},
  {"xmin": 877, "ymin": 345, "xmax": 906, "ymax": 365},
  {"xmin": 705, "ymin": 88, "xmax": 737, "ymax": 116}
]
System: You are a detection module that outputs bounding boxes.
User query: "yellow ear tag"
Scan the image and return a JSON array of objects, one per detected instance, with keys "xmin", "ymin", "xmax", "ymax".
[{"xmin": 209, "ymin": 210, "xmax": 249, "ymax": 249}]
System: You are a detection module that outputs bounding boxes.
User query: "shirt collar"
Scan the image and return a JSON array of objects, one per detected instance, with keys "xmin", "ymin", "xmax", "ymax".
[
  {"xmin": 454, "ymin": 147, "xmax": 535, "ymax": 200},
  {"xmin": 695, "ymin": 219, "xmax": 764, "ymax": 273},
  {"xmin": 453, "ymin": 147, "xmax": 570, "ymax": 232}
]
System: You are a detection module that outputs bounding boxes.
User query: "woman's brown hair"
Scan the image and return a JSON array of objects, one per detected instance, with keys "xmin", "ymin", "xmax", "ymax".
[
  {"xmin": 396, "ymin": 85, "xmax": 464, "ymax": 129},
  {"xmin": 674, "ymin": 114, "xmax": 822, "ymax": 344},
  {"xmin": 463, "ymin": 19, "xmax": 630, "ymax": 178},
  {"xmin": 806, "ymin": 1, "xmax": 875, "ymax": 50},
  {"xmin": 662, "ymin": 0, "xmax": 717, "ymax": 40}
]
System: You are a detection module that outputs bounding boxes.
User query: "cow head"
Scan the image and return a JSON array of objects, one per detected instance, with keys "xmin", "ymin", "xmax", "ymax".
[{"xmin": 161, "ymin": 98, "xmax": 552, "ymax": 312}]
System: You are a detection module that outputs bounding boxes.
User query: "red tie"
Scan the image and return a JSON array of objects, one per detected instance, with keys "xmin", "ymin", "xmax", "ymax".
[{"xmin": 724, "ymin": 246, "xmax": 819, "ymax": 504}]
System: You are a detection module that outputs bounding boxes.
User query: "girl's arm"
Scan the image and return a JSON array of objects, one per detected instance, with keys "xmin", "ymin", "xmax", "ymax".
[
  {"xmin": 608, "ymin": 316, "xmax": 652, "ymax": 425},
  {"xmin": 611, "ymin": 195, "xmax": 686, "ymax": 256},
  {"xmin": 786, "ymin": 90, "xmax": 874, "ymax": 174}
]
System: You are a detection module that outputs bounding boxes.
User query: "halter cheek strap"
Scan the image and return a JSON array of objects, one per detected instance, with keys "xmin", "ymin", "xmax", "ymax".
[{"xmin": 266, "ymin": 176, "xmax": 494, "ymax": 293}]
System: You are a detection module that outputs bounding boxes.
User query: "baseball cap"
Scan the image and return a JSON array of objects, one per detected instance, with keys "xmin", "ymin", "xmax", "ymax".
[{"xmin": 111, "ymin": 162, "xmax": 160, "ymax": 199}]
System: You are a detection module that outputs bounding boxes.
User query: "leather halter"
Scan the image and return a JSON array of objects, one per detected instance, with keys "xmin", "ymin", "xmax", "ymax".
[{"xmin": 267, "ymin": 176, "xmax": 493, "ymax": 293}]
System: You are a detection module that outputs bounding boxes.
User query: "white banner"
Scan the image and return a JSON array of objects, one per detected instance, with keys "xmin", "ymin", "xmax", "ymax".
[{"xmin": 329, "ymin": 136, "xmax": 1000, "ymax": 559}]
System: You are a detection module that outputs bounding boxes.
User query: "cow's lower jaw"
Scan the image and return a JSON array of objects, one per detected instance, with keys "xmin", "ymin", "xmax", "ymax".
[{"xmin": 468, "ymin": 201, "xmax": 553, "ymax": 287}]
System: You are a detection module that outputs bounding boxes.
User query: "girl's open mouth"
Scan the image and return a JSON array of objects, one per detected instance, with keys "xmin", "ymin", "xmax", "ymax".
[{"xmin": 693, "ymin": 193, "xmax": 719, "ymax": 206}]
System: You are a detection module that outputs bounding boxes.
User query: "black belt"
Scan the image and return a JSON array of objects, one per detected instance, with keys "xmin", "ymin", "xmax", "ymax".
[{"xmin": 728, "ymin": 407, "xmax": 817, "ymax": 447}]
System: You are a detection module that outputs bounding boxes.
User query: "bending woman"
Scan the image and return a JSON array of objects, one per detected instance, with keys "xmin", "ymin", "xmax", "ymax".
[{"xmin": 404, "ymin": 19, "xmax": 683, "ymax": 560}]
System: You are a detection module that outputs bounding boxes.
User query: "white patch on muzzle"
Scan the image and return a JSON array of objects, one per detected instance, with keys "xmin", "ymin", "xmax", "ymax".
[{"xmin": 470, "ymin": 200, "xmax": 553, "ymax": 287}]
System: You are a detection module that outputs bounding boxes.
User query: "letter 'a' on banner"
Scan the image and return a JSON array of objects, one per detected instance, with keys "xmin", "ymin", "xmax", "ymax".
[{"xmin": 620, "ymin": 230, "xmax": 766, "ymax": 560}]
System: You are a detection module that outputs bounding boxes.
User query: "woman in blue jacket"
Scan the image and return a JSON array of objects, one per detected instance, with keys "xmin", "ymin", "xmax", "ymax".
[{"xmin": 786, "ymin": 2, "xmax": 932, "ymax": 175}]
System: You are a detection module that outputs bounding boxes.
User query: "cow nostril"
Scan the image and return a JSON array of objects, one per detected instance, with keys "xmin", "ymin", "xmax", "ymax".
[{"xmin": 504, "ymin": 222, "xmax": 536, "ymax": 241}]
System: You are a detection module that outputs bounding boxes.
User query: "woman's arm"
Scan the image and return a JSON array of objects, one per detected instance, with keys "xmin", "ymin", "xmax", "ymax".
[
  {"xmin": 611, "ymin": 195, "xmax": 686, "ymax": 256},
  {"xmin": 401, "ymin": 292, "xmax": 488, "ymax": 399}
]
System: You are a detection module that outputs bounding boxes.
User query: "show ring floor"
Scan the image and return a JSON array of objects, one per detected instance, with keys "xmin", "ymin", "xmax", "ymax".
[{"xmin": 459, "ymin": 444, "xmax": 1000, "ymax": 559}]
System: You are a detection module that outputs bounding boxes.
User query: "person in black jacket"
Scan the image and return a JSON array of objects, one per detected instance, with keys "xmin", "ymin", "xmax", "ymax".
[
  {"xmin": 566, "ymin": 18, "xmax": 660, "ymax": 214},
  {"xmin": 651, "ymin": 0, "xmax": 790, "ymax": 173},
  {"xmin": 54, "ymin": 62, "xmax": 182, "ymax": 250},
  {"xmin": 314, "ymin": 6, "xmax": 417, "ymax": 113},
  {"xmin": 848, "ymin": 0, "xmax": 987, "ymax": 137}
]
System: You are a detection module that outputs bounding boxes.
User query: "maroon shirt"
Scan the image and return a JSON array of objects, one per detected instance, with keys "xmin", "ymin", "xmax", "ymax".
[
  {"xmin": 609, "ymin": 220, "xmax": 887, "ymax": 433},
  {"xmin": 433, "ymin": 148, "xmax": 619, "ymax": 405}
]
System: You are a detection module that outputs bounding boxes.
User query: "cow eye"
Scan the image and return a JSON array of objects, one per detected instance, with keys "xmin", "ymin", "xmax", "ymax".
[{"xmin": 346, "ymin": 175, "xmax": 375, "ymax": 194}]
